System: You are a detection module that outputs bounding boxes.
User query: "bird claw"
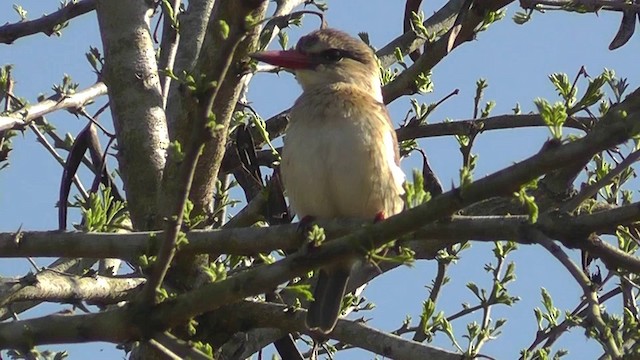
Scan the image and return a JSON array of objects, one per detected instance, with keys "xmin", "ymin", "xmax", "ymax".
[{"xmin": 373, "ymin": 211, "xmax": 386, "ymax": 223}]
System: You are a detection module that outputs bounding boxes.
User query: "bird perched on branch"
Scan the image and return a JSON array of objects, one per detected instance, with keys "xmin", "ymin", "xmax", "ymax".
[{"xmin": 252, "ymin": 28, "xmax": 405, "ymax": 334}]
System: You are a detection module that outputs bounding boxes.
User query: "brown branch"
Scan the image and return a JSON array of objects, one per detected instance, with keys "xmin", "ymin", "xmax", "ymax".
[
  {"xmin": 186, "ymin": 1, "xmax": 269, "ymax": 216},
  {"xmin": 377, "ymin": 0, "xmax": 467, "ymax": 68},
  {"xmin": 520, "ymin": 0, "xmax": 640, "ymax": 12},
  {"xmin": 561, "ymin": 149, "xmax": 640, "ymax": 212},
  {"xmin": 396, "ymin": 114, "xmax": 591, "ymax": 141},
  {"xmin": 382, "ymin": 0, "xmax": 515, "ymax": 103},
  {"xmin": 165, "ymin": 0, "xmax": 216, "ymax": 138},
  {"xmin": 2, "ymin": 201, "xmax": 640, "ymax": 270},
  {"xmin": 259, "ymin": 0, "xmax": 307, "ymax": 49},
  {"xmin": 225, "ymin": 301, "xmax": 463, "ymax": 360},
  {"xmin": 147, "ymin": 338, "xmax": 183, "ymax": 360},
  {"xmin": 158, "ymin": 0, "xmax": 182, "ymax": 109},
  {"xmin": 0, "ymin": 0, "xmax": 96, "ymax": 44},
  {"xmin": 530, "ymin": 230, "xmax": 622, "ymax": 357}
]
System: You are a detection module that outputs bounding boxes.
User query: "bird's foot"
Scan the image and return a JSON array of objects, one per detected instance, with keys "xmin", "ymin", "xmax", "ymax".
[{"xmin": 374, "ymin": 211, "xmax": 386, "ymax": 223}]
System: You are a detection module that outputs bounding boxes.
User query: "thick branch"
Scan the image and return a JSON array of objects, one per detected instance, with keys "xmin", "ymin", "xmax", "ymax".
[
  {"xmin": 165, "ymin": 0, "xmax": 216, "ymax": 137},
  {"xmin": 146, "ymin": 0, "xmax": 269, "ymax": 304},
  {"xmin": 0, "ymin": 270, "xmax": 144, "ymax": 307},
  {"xmin": 377, "ymin": 0, "xmax": 465, "ymax": 67},
  {"xmin": 187, "ymin": 1, "xmax": 269, "ymax": 215},
  {"xmin": 95, "ymin": 0, "xmax": 169, "ymax": 229},
  {"xmin": 0, "ymin": 258, "xmax": 98, "ymax": 321},
  {"xmin": 2, "ymin": 202, "xmax": 640, "ymax": 269}
]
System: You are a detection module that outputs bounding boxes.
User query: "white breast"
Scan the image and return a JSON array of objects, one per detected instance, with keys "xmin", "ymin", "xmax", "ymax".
[{"xmin": 281, "ymin": 85, "xmax": 404, "ymax": 220}]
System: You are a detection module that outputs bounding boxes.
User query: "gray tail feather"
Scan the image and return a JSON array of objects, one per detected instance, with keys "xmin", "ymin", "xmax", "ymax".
[{"xmin": 305, "ymin": 267, "xmax": 350, "ymax": 334}]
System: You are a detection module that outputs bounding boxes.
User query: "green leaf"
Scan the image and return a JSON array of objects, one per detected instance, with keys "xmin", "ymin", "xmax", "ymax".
[
  {"xmin": 514, "ymin": 182, "xmax": 538, "ymax": 223},
  {"xmin": 548, "ymin": 73, "xmax": 576, "ymax": 105},
  {"xmin": 218, "ymin": 20, "xmax": 230, "ymax": 40},
  {"xmin": 203, "ymin": 261, "xmax": 228, "ymax": 282},
  {"xmin": 277, "ymin": 31, "xmax": 289, "ymax": 50},
  {"xmin": 422, "ymin": 298, "xmax": 436, "ymax": 320},
  {"xmin": 285, "ymin": 284, "xmax": 314, "ymax": 301},
  {"xmin": 466, "ymin": 282, "xmax": 482, "ymax": 300},
  {"xmin": 415, "ymin": 71, "xmax": 434, "ymax": 94},
  {"xmin": 534, "ymin": 98, "xmax": 567, "ymax": 139},
  {"xmin": 13, "ymin": 4, "xmax": 27, "ymax": 21},
  {"xmin": 306, "ymin": 224, "xmax": 326, "ymax": 246},
  {"xmin": 410, "ymin": 11, "xmax": 431, "ymax": 39},
  {"xmin": 479, "ymin": 9, "xmax": 506, "ymax": 32}
]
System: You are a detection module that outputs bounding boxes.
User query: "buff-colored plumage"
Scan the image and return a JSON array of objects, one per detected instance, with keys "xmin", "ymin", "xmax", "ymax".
[
  {"xmin": 284, "ymin": 84, "xmax": 404, "ymax": 219},
  {"xmin": 252, "ymin": 28, "xmax": 405, "ymax": 334}
]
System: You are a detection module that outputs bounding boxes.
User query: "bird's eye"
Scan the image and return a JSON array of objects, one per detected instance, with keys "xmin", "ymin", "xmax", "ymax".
[{"xmin": 320, "ymin": 49, "xmax": 344, "ymax": 62}]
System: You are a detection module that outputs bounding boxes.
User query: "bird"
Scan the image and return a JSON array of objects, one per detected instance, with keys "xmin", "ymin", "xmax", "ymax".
[{"xmin": 251, "ymin": 28, "xmax": 405, "ymax": 334}]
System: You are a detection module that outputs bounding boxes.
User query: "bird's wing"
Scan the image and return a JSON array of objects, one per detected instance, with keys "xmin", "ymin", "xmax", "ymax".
[{"xmin": 377, "ymin": 102, "xmax": 406, "ymax": 195}]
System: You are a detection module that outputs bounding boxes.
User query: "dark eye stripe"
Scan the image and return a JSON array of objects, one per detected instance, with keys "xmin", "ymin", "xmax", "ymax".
[
  {"xmin": 320, "ymin": 49, "xmax": 343, "ymax": 62},
  {"xmin": 317, "ymin": 48, "xmax": 368, "ymax": 64}
]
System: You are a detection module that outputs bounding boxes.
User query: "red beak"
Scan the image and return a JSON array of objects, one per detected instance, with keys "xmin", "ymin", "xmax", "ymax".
[{"xmin": 250, "ymin": 50, "xmax": 314, "ymax": 70}]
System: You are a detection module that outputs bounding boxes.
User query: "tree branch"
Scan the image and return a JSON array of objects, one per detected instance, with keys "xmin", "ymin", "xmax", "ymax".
[
  {"xmin": 165, "ymin": 0, "xmax": 216, "ymax": 138},
  {"xmin": 227, "ymin": 301, "xmax": 463, "ymax": 360},
  {"xmin": 0, "ymin": 258, "xmax": 98, "ymax": 321},
  {"xmin": 0, "ymin": 0, "xmax": 96, "ymax": 44},
  {"xmin": 187, "ymin": 1, "xmax": 269, "ymax": 216},
  {"xmin": 0, "ymin": 82, "xmax": 107, "ymax": 132},
  {"xmin": 0, "ymin": 270, "xmax": 144, "ymax": 308},
  {"xmin": 531, "ymin": 230, "xmax": 622, "ymax": 358},
  {"xmin": 520, "ymin": 0, "xmax": 640, "ymax": 12},
  {"xmin": 382, "ymin": 0, "xmax": 515, "ymax": 103},
  {"xmin": 377, "ymin": 0, "xmax": 466, "ymax": 68},
  {"xmin": 95, "ymin": 0, "xmax": 169, "ymax": 229},
  {"xmin": 151, "ymin": 332, "xmax": 211, "ymax": 360},
  {"xmin": 2, "ymin": 201, "xmax": 640, "ymax": 270},
  {"xmin": 395, "ymin": 114, "xmax": 591, "ymax": 141}
]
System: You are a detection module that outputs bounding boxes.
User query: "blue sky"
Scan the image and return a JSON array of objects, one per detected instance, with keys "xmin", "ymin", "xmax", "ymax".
[{"xmin": 1, "ymin": 0, "xmax": 639, "ymax": 359}]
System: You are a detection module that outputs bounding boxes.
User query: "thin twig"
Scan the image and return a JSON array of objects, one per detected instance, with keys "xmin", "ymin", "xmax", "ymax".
[
  {"xmin": 158, "ymin": 0, "xmax": 182, "ymax": 109},
  {"xmin": 531, "ymin": 230, "xmax": 622, "ymax": 358},
  {"xmin": 561, "ymin": 149, "xmax": 640, "ymax": 212},
  {"xmin": 147, "ymin": 338, "xmax": 182, "ymax": 360},
  {"xmin": 153, "ymin": 332, "xmax": 212, "ymax": 360}
]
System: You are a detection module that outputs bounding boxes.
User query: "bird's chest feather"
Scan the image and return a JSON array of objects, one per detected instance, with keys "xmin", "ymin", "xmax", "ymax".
[{"xmin": 281, "ymin": 95, "xmax": 403, "ymax": 219}]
